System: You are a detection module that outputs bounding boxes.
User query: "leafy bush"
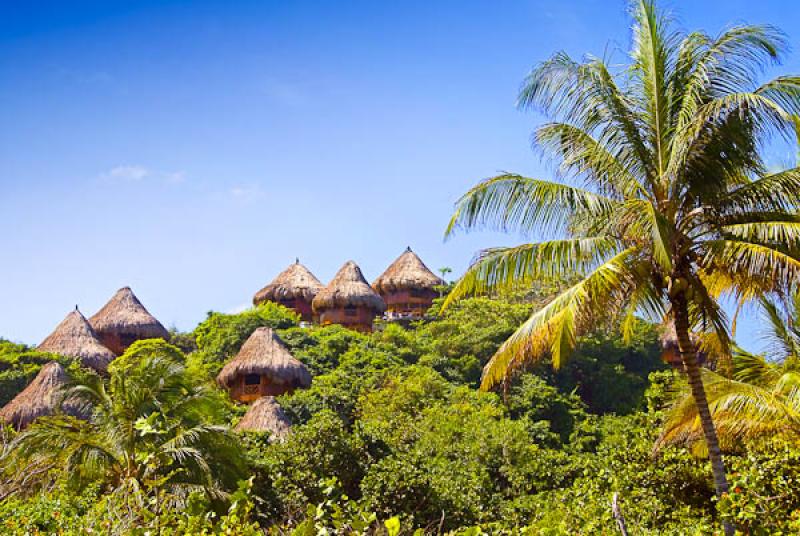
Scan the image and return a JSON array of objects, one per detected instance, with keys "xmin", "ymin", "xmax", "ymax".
[
  {"xmin": 279, "ymin": 339, "xmax": 405, "ymax": 425},
  {"xmin": 0, "ymin": 340, "xmax": 68, "ymax": 406},
  {"xmin": 532, "ymin": 320, "xmax": 666, "ymax": 415},
  {"xmin": 256, "ymin": 410, "xmax": 369, "ymax": 517},
  {"xmin": 278, "ymin": 324, "xmax": 368, "ymax": 376},
  {"xmin": 720, "ymin": 439, "xmax": 800, "ymax": 533},
  {"xmin": 415, "ymin": 297, "xmax": 534, "ymax": 385},
  {"xmin": 506, "ymin": 374, "xmax": 588, "ymax": 445}
]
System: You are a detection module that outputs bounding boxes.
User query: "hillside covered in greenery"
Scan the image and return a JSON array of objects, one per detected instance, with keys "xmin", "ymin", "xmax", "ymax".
[
  {"xmin": 4, "ymin": 0, "xmax": 800, "ymax": 533},
  {"xmin": 1, "ymin": 296, "xmax": 798, "ymax": 534}
]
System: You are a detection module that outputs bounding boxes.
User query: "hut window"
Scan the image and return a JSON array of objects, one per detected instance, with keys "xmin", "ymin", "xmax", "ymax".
[
  {"xmin": 410, "ymin": 288, "xmax": 428, "ymax": 298},
  {"xmin": 244, "ymin": 374, "xmax": 261, "ymax": 386},
  {"xmin": 344, "ymin": 306, "xmax": 357, "ymax": 317}
]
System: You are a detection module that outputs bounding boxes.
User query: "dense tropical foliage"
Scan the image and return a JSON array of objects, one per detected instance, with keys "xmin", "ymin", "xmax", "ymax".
[
  {"xmin": 3, "ymin": 0, "xmax": 800, "ymax": 533},
  {"xmin": 0, "ymin": 295, "xmax": 799, "ymax": 533}
]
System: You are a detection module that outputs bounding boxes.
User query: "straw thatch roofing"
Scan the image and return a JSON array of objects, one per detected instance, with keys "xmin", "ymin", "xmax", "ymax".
[
  {"xmin": 0, "ymin": 362, "xmax": 71, "ymax": 429},
  {"xmin": 312, "ymin": 261, "xmax": 386, "ymax": 313},
  {"xmin": 253, "ymin": 259, "xmax": 324, "ymax": 306},
  {"xmin": 235, "ymin": 396, "xmax": 292, "ymax": 439},
  {"xmin": 372, "ymin": 247, "xmax": 444, "ymax": 294},
  {"xmin": 89, "ymin": 287, "xmax": 169, "ymax": 341},
  {"xmin": 216, "ymin": 327, "xmax": 312, "ymax": 389},
  {"xmin": 660, "ymin": 321, "xmax": 707, "ymax": 365},
  {"xmin": 37, "ymin": 309, "xmax": 116, "ymax": 372}
]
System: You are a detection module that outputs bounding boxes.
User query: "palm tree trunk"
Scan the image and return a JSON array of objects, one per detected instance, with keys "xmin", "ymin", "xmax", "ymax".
[{"xmin": 672, "ymin": 299, "xmax": 734, "ymax": 536}]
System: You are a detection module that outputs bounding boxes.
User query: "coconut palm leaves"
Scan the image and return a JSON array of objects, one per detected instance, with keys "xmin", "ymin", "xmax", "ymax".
[
  {"xmin": 443, "ymin": 1, "xmax": 800, "ymax": 525},
  {"xmin": 1, "ymin": 343, "xmax": 244, "ymax": 505},
  {"xmin": 445, "ymin": 0, "xmax": 800, "ymax": 391},
  {"xmin": 659, "ymin": 326, "xmax": 800, "ymax": 455},
  {"xmin": 664, "ymin": 290, "xmax": 800, "ymax": 452},
  {"xmin": 444, "ymin": 174, "xmax": 616, "ymax": 237}
]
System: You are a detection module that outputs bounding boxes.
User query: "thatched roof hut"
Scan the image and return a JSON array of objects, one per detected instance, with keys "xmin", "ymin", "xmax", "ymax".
[
  {"xmin": 0, "ymin": 362, "xmax": 71, "ymax": 429},
  {"xmin": 37, "ymin": 308, "xmax": 116, "ymax": 373},
  {"xmin": 373, "ymin": 247, "xmax": 444, "ymax": 294},
  {"xmin": 312, "ymin": 261, "xmax": 386, "ymax": 331},
  {"xmin": 217, "ymin": 327, "xmax": 311, "ymax": 402},
  {"xmin": 373, "ymin": 247, "xmax": 444, "ymax": 318},
  {"xmin": 660, "ymin": 321, "xmax": 707, "ymax": 370},
  {"xmin": 253, "ymin": 259, "xmax": 324, "ymax": 321},
  {"xmin": 235, "ymin": 396, "xmax": 292, "ymax": 440},
  {"xmin": 89, "ymin": 287, "xmax": 169, "ymax": 355}
]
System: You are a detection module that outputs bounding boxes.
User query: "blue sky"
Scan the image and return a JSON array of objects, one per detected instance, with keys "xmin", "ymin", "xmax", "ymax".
[{"xmin": 1, "ymin": 0, "xmax": 798, "ymax": 350}]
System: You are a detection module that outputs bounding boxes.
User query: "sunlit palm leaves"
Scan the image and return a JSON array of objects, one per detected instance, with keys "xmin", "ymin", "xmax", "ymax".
[
  {"xmin": 444, "ymin": 0, "xmax": 800, "ymax": 389},
  {"xmin": 660, "ymin": 291, "xmax": 800, "ymax": 453},
  {"xmin": 1, "ymin": 350, "xmax": 244, "ymax": 505},
  {"xmin": 659, "ymin": 310, "xmax": 800, "ymax": 455},
  {"xmin": 445, "ymin": 174, "xmax": 616, "ymax": 237}
]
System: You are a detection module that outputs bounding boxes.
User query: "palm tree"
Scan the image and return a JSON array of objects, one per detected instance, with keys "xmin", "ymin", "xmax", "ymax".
[
  {"xmin": 660, "ymin": 294, "xmax": 800, "ymax": 454},
  {"xmin": 443, "ymin": 0, "xmax": 800, "ymax": 529},
  {"xmin": 1, "ymin": 340, "xmax": 245, "ymax": 509}
]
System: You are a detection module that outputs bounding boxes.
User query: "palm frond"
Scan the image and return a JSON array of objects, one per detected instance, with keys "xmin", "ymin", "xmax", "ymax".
[
  {"xmin": 703, "ymin": 239, "xmax": 800, "ymax": 297},
  {"xmin": 658, "ymin": 370, "xmax": 800, "ymax": 452},
  {"xmin": 673, "ymin": 25, "xmax": 786, "ymax": 129},
  {"xmin": 518, "ymin": 52, "xmax": 656, "ymax": 186},
  {"xmin": 731, "ymin": 348, "xmax": 781, "ymax": 387},
  {"xmin": 621, "ymin": 274, "xmax": 665, "ymax": 343},
  {"xmin": 444, "ymin": 173, "xmax": 616, "ymax": 238},
  {"xmin": 481, "ymin": 247, "xmax": 641, "ymax": 388},
  {"xmin": 686, "ymin": 274, "xmax": 732, "ymax": 357},
  {"xmin": 615, "ymin": 198, "xmax": 673, "ymax": 271},
  {"xmin": 442, "ymin": 237, "xmax": 620, "ymax": 310},
  {"xmin": 722, "ymin": 221, "xmax": 800, "ymax": 249},
  {"xmin": 630, "ymin": 0, "xmax": 677, "ymax": 178},
  {"xmin": 669, "ymin": 93, "xmax": 796, "ymax": 188},
  {"xmin": 533, "ymin": 122, "xmax": 647, "ymax": 200},
  {"xmin": 721, "ymin": 167, "xmax": 800, "ymax": 215},
  {"xmin": 757, "ymin": 295, "xmax": 800, "ymax": 359}
]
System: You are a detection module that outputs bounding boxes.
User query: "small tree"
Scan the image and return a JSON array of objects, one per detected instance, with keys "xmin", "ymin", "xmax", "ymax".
[{"xmin": 2, "ymin": 340, "xmax": 245, "ymax": 507}]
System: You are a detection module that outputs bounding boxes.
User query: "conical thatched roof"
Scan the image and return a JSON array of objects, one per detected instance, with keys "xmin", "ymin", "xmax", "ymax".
[
  {"xmin": 253, "ymin": 259, "xmax": 324, "ymax": 306},
  {"xmin": 0, "ymin": 362, "xmax": 71, "ymax": 429},
  {"xmin": 216, "ymin": 327, "xmax": 312, "ymax": 389},
  {"xmin": 312, "ymin": 261, "xmax": 386, "ymax": 313},
  {"xmin": 660, "ymin": 321, "xmax": 707, "ymax": 365},
  {"xmin": 372, "ymin": 247, "xmax": 444, "ymax": 294},
  {"xmin": 89, "ymin": 287, "xmax": 169, "ymax": 341},
  {"xmin": 37, "ymin": 309, "xmax": 116, "ymax": 372},
  {"xmin": 235, "ymin": 396, "xmax": 292, "ymax": 440}
]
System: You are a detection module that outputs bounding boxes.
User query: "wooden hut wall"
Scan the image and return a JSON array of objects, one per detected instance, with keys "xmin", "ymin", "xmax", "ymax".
[
  {"xmin": 101, "ymin": 331, "xmax": 170, "ymax": 356},
  {"xmin": 382, "ymin": 288, "xmax": 438, "ymax": 315},
  {"xmin": 275, "ymin": 298, "xmax": 315, "ymax": 322},
  {"xmin": 230, "ymin": 374, "xmax": 297, "ymax": 402},
  {"xmin": 319, "ymin": 306, "xmax": 378, "ymax": 332},
  {"xmin": 97, "ymin": 332, "xmax": 143, "ymax": 356}
]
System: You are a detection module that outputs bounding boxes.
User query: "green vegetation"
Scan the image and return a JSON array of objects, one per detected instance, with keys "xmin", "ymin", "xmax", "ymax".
[
  {"xmin": 661, "ymin": 292, "xmax": 800, "ymax": 454},
  {"xmin": 2, "ymin": 0, "xmax": 800, "ymax": 533},
  {"xmin": 1, "ymin": 295, "xmax": 799, "ymax": 533},
  {"xmin": 0, "ymin": 339, "xmax": 68, "ymax": 407},
  {"xmin": 444, "ymin": 3, "xmax": 800, "ymax": 532}
]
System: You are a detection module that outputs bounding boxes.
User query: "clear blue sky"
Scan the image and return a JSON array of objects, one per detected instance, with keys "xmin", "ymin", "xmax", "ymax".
[{"xmin": 1, "ymin": 0, "xmax": 798, "ymax": 350}]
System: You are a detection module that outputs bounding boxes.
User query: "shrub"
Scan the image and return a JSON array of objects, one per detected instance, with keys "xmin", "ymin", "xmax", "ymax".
[{"xmin": 0, "ymin": 340, "xmax": 68, "ymax": 406}]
